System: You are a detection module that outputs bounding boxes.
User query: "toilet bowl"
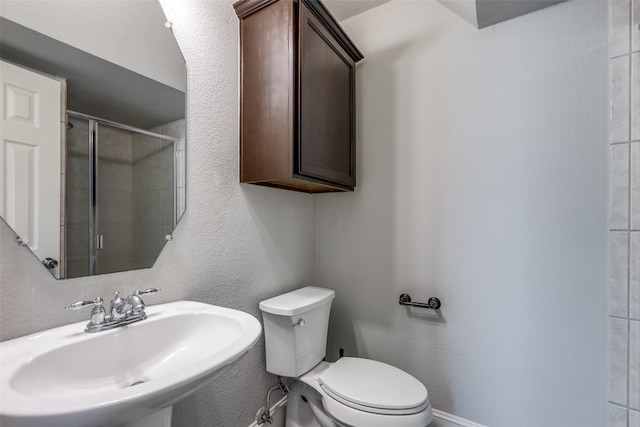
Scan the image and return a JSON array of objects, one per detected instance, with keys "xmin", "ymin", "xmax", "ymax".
[
  {"xmin": 259, "ymin": 286, "xmax": 432, "ymax": 427},
  {"xmin": 290, "ymin": 360, "xmax": 432, "ymax": 427}
]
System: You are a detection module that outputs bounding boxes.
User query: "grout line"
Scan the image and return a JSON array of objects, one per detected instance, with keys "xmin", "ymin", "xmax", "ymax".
[
  {"xmin": 611, "ymin": 314, "xmax": 636, "ymax": 320},
  {"xmin": 613, "ymin": 53, "xmax": 630, "ymax": 60},
  {"xmin": 610, "ymin": 400, "xmax": 630, "ymax": 408},
  {"xmin": 628, "ymin": 0, "xmax": 633, "ymax": 415}
]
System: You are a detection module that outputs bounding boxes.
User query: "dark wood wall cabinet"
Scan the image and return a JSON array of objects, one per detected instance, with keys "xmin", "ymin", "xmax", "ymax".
[{"xmin": 234, "ymin": 0, "xmax": 363, "ymax": 193}]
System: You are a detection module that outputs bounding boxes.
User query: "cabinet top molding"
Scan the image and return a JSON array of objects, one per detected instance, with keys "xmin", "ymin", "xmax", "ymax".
[{"xmin": 233, "ymin": 0, "xmax": 364, "ymax": 62}]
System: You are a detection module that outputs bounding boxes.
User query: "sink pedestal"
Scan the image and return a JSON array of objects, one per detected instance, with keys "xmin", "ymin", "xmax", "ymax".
[{"xmin": 123, "ymin": 407, "xmax": 172, "ymax": 427}]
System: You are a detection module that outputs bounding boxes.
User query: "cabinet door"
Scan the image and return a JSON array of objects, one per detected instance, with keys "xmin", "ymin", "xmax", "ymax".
[{"xmin": 298, "ymin": 2, "xmax": 356, "ymax": 189}]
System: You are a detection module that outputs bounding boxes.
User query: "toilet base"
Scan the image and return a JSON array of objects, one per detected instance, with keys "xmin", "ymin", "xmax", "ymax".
[{"xmin": 286, "ymin": 380, "xmax": 338, "ymax": 427}]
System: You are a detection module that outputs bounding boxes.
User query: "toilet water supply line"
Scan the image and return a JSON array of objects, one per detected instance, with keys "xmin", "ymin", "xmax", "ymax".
[{"xmin": 256, "ymin": 376, "xmax": 289, "ymax": 425}]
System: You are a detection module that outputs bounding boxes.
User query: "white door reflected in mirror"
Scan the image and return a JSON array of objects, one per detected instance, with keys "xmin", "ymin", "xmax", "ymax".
[{"xmin": 0, "ymin": 60, "xmax": 62, "ymax": 277}]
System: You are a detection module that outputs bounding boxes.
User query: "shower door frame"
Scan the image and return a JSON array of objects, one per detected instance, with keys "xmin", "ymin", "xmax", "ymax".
[{"xmin": 67, "ymin": 110, "xmax": 180, "ymax": 276}]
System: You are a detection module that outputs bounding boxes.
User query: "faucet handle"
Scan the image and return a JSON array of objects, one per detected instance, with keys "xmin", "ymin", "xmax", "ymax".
[
  {"xmin": 65, "ymin": 297, "xmax": 104, "ymax": 310},
  {"xmin": 133, "ymin": 288, "xmax": 161, "ymax": 296},
  {"xmin": 65, "ymin": 297, "xmax": 106, "ymax": 327}
]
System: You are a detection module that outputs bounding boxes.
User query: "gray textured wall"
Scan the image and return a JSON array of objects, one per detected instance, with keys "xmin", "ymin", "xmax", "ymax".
[
  {"xmin": 316, "ymin": 1, "xmax": 609, "ymax": 426},
  {"xmin": 0, "ymin": 1, "xmax": 315, "ymax": 426},
  {"xmin": 0, "ymin": 1, "xmax": 615, "ymax": 426}
]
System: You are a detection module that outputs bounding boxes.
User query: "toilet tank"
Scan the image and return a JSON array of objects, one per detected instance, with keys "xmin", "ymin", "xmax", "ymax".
[{"xmin": 259, "ymin": 286, "xmax": 335, "ymax": 377}]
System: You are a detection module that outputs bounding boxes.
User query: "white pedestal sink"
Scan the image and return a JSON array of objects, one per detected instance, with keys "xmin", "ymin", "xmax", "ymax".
[{"xmin": 0, "ymin": 301, "xmax": 262, "ymax": 427}]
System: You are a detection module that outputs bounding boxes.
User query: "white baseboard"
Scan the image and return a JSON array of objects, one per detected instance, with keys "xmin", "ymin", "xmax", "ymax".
[
  {"xmin": 246, "ymin": 397, "xmax": 486, "ymax": 427},
  {"xmin": 432, "ymin": 409, "xmax": 487, "ymax": 427}
]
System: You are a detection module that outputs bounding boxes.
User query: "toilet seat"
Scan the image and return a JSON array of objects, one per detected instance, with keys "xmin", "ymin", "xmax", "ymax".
[
  {"xmin": 319, "ymin": 357, "xmax": 429, "ymax": 415},
  {"xmin": 299, "ymin": 360, "xmax": 433, "ymax": 427}
]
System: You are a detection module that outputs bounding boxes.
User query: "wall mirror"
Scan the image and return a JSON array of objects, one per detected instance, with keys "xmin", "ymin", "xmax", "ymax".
[{"xmin": 0, "ymin": 0, "xmax": 186, "ymax": 279}]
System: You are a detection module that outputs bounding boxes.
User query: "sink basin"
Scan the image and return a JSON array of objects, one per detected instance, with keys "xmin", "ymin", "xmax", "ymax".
[{"xmin": 0, "ymin": 301, "xmax": 262, "ymax": 427}]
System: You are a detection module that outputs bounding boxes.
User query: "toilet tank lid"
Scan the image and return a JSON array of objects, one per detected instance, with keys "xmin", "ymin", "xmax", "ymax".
[{"xmin": 259, "ymin": 286, "xmax": 335, "ymax": 316}]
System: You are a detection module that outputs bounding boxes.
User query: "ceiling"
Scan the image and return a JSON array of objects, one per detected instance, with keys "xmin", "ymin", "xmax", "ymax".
[
  {"xmin": 323, "ymin": 0, "xmax": 390, "ymax": 21},
  {"xmin": 323, "ymin": 0, "xmax": 565, "ymax": 29}
]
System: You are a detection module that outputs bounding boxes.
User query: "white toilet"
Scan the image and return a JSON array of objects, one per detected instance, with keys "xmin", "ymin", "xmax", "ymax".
[{"xmin": 259, "ymin": 286, "xmax": 433, "ymax": 427}]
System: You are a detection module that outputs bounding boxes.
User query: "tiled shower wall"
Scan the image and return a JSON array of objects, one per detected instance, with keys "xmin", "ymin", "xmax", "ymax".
[
  {"xmin": 131, "ymin": 119, "xmax": 183, "ymax": 268},
  {"xmin": 609, "ymin": 1, "xmax": 640, "ymax": 425}
]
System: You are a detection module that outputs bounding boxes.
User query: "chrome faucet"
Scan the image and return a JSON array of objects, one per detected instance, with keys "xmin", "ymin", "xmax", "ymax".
[
  {"xmin": 65, "ymin": 288, "xmax": 161, "ymax": 333},
  {"xmin": 109, "ymin": 289, "xmax": 150, "ymax": 319}
]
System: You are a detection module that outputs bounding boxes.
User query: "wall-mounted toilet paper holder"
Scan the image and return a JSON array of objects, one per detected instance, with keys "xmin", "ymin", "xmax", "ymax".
[{"xmin": 399, "ymin": 293, "xmax": 441, "ymax": 310}]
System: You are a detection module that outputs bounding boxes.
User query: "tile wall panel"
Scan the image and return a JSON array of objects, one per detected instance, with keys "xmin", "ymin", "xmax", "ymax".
[
  {"xmin": 612, "ymin": 0, "xmax": 631, "ymax": 57},
  {"xmin": 632, "ymin": 143, "xmax": 640, "ymax": 229},
  {"xmin": 612, "ymin": 145, "xmax": 630, "ymax": 229},
  {"xmin": 633, "ymin": 0, "xmax": 640, "ymax": 52},
  {"xmin": 612, "ymin": 232, "xmax": 630, "ymax": 317},
  {"xmin": 610, "ymin": 403, "xmax": 630, "ymax": 427},
  {"xmin": 632, "ymin": 55, "xmax": 640, "ymax": 141},
  {"xmin": 630, "ymin": 320, "xmax": 640, "ymax": 410},
  {"xmin": 612, "ymin": 56, "xmax": 631, "ymax": 144},
  {"xmin": 632, "ymin": 232, "xmax": 640, "ymax": 320},
  {"xmin": 611, "ymin": 317, "xmax": 630, "ymax": 406},
  {"xmin": 610, "ymin": 2, "xmax": 639, "ymax": 425}
]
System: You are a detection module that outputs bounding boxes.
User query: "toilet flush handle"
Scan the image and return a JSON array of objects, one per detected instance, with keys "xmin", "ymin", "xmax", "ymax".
[{"xmin": 293, "ymin": 319, "xmax": 305, "ymax": 328}]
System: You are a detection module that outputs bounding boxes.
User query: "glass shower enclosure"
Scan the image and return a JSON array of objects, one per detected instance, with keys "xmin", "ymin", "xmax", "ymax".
[{"xmin": 66, "ymin": 111, "xmax": 181, "ymax": 278}]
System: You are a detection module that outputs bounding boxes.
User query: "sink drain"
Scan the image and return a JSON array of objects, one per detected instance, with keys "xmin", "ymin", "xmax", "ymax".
[{"xmin": 130, "ymin": 380, "xmax": 146, "ymax": 387}]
